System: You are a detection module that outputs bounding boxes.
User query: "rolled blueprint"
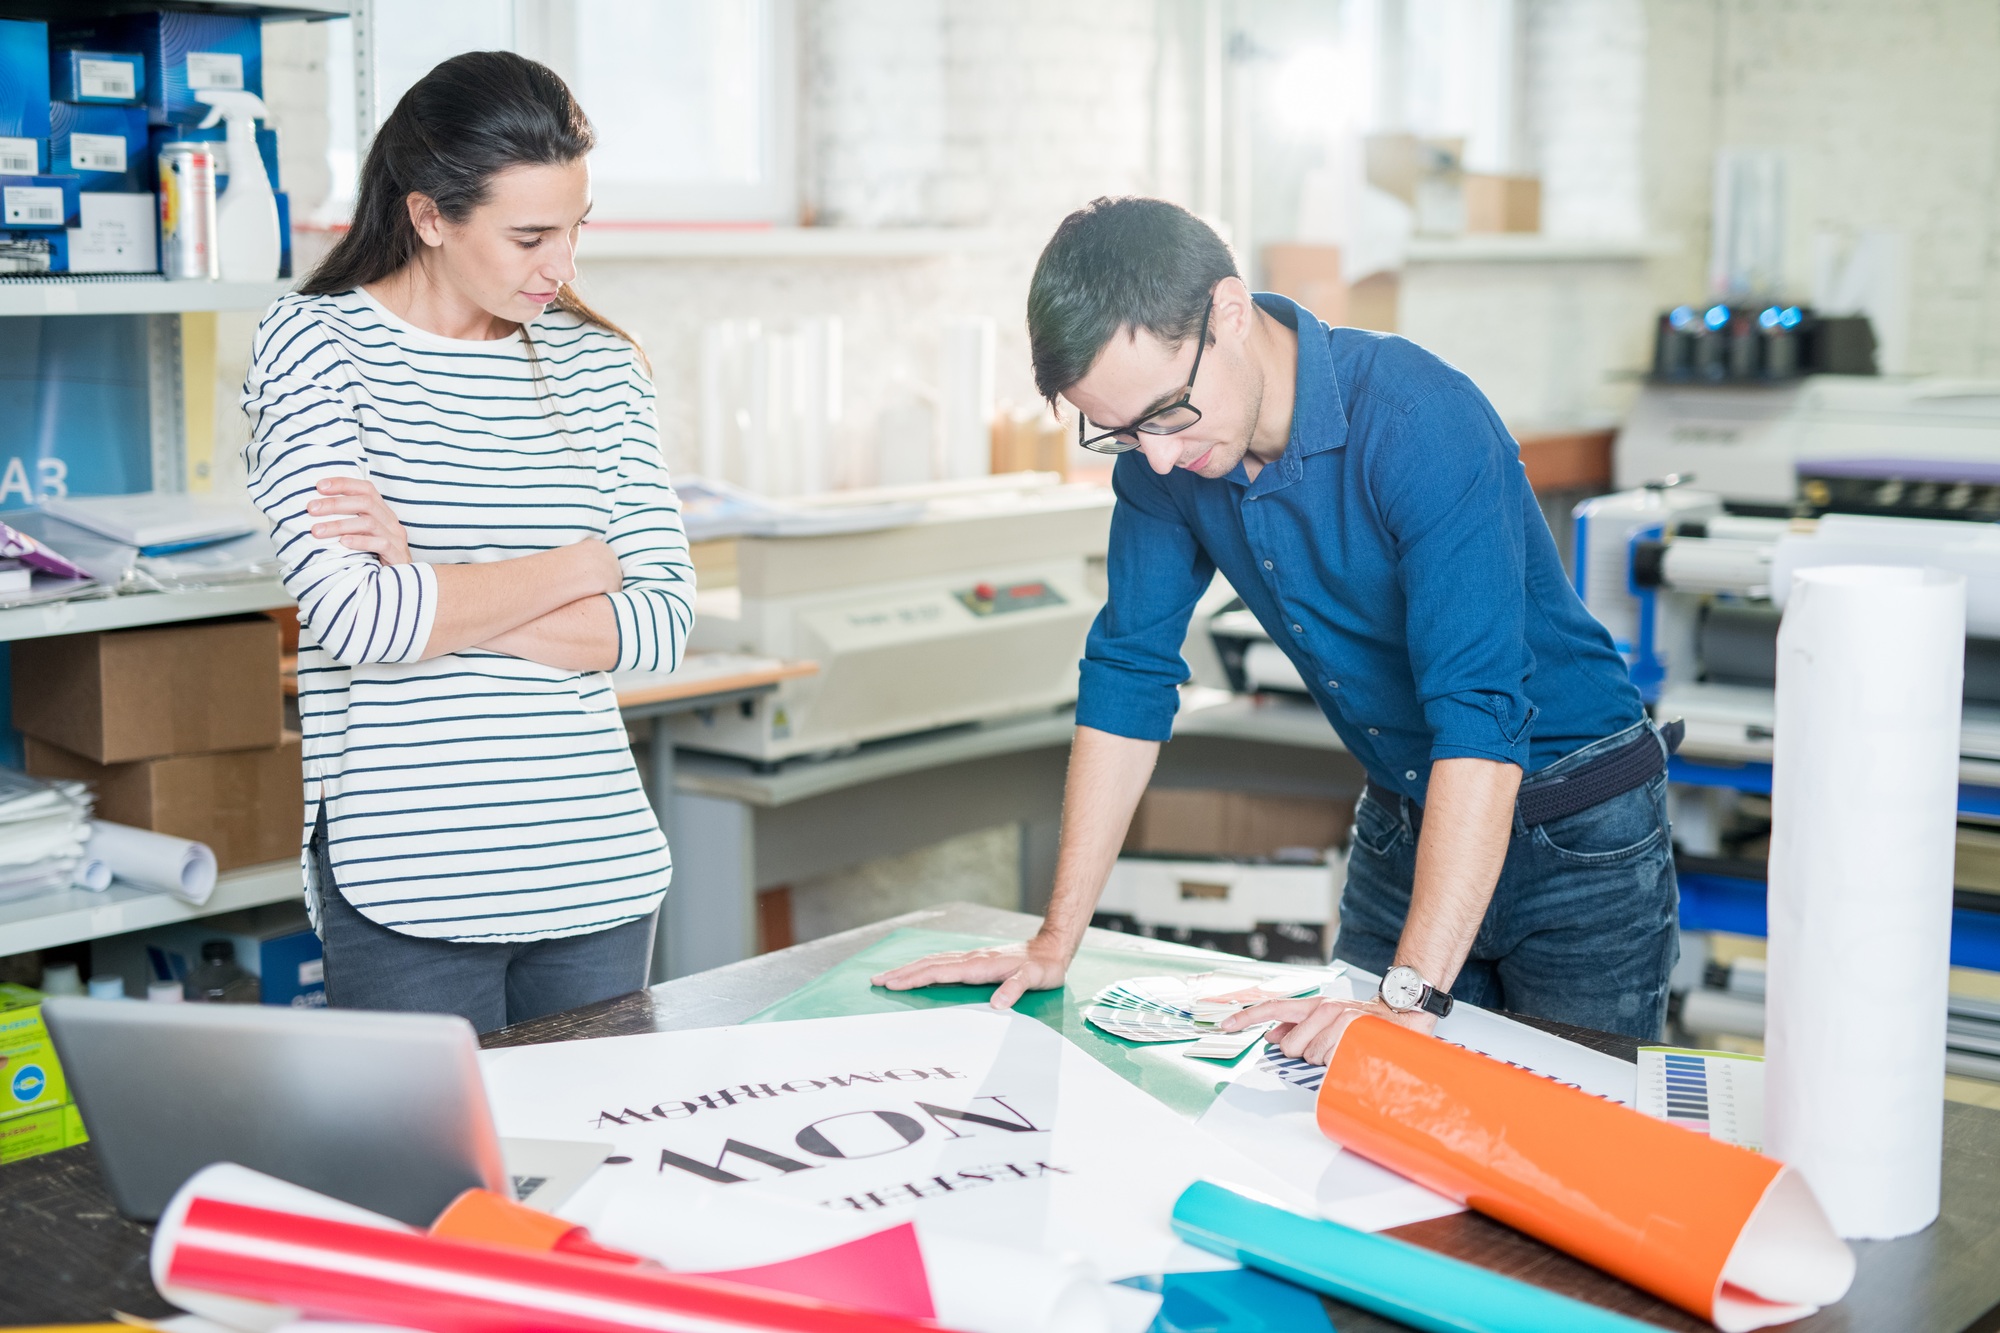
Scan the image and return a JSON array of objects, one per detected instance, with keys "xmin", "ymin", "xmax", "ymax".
[
  {"xmin": 1172, "ymin": 1180, "xmax": 1659, "ymax": 1333},
  {"xmin": 595, "ymin": 1180, "xmax": 1123, "ymax": 1333},
  {"xmin": 1312, "ymin": 1017, "xmax": 1854, "ymax": 1331},
  {"xmin": 87, "ymin": 820, "xmax": 216, "ymax": 905},
  {"xmin": 1766, "ymin": 565, "xmax": 1964, "ymax": 1240}
]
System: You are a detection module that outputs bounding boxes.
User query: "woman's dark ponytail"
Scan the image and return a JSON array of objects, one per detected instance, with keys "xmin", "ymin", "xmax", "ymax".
[{"xmin": 300, "ymin": 50, "xmax": 644, "ymax": 371}]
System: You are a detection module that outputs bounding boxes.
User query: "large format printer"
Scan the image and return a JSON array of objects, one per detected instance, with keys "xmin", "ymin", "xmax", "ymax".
[
  {"xmin": 1580, "ymin": 377, "xmax": 2000, "ymax": 782},
  {"xmin": 668, "ymin": 473, "xmax": 1114, "ymax": 764}
]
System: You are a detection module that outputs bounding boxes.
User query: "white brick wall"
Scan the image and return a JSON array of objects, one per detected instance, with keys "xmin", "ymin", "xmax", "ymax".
[
  {"xmin": 1644, "ymin": 0, "xmax": 2000, "ymax": 377},
  {"xmin": 589, "ymin": 0, "xmax": 1168, "ymax": 476},
  {"xmin": 1525, "ymin": 0, "xmax": 1647, "ymax": 238}
]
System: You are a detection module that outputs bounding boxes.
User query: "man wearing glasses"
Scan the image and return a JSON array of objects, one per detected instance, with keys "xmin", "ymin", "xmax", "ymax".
[{"xmin": 875, "ymin": 197, "xmax": 1677, "ymax": 1061}]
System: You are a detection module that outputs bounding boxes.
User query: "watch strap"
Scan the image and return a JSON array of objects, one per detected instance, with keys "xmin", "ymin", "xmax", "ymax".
[{"xmin": 1419, "ymin": 984, "xmax": 1454, "ymax": 1018}]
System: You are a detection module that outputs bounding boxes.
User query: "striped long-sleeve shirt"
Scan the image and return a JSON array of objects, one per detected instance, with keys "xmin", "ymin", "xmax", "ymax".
[{"xmin": 242, "ymin": 288, "xmax": 693, "ymax": 943}]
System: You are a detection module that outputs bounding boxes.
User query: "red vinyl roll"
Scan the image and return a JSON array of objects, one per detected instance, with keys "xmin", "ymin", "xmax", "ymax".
[{"xmin": 165, "ymin": 1195, "xmax": 957, "ymax": 1333}]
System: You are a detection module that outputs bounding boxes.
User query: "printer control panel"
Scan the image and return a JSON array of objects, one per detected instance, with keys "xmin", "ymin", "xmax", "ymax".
[{"xmin": 957, "ymin": 580, "xmax": 1067, "ymax": 616}]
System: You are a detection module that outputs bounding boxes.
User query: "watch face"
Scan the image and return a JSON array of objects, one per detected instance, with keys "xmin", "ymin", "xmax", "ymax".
[{"xmin": 1381, "ymin": 966, "xmax": 1425, "ymax": 1011}]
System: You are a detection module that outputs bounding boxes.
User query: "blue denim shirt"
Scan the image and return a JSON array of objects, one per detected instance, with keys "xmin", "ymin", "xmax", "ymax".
[{"xmin": 1075, "ymin": 294, "xmax": 1643, "ymax": 803}]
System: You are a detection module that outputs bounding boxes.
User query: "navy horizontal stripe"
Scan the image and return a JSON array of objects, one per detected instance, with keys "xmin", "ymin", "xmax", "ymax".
[{"xmin": 244, "ymin": 288, "xmax": 692, "ymax": 946}]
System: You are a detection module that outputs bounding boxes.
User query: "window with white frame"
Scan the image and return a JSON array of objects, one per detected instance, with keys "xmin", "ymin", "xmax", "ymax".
[{"xmin": 320, "ymin": 0, "xmax": 797, "ymax": 226}]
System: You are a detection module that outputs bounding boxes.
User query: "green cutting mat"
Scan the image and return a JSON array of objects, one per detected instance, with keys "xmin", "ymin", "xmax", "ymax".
[{"xmin": 747, "ymin": 927, "xmax": 1263, "ymax": 1118}]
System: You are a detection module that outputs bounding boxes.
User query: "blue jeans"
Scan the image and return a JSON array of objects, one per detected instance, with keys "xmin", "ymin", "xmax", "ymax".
[
  {"xmin": 1333, "ymin": 720, "xmax": 1680, "ymax": 1041},
  {"xmin": 311, "ymin": 818, "xmax": 657, "ymax": 1035}
]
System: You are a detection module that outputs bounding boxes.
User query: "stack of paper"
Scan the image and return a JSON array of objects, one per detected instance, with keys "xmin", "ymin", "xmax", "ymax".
[
  {"xmin": 0, "ymin": 769, "xmax": 92, "ymax": 904},
  {"xmin": 40, "ymin": 493, "xmax": 259, "ymax": 553},
  {"xmin": 1084, "ymin": 971, "xmax": 1329, "ymax": 1061}
]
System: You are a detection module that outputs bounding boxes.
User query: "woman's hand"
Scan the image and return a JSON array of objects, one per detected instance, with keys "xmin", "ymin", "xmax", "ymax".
[
  {"xmin": 308, "ymin": 477, "xmax": 411, "ymax": 564},
  {"xmin": 1218, "ymin": 995, "xmax": 1437, "ymax": 1066}
]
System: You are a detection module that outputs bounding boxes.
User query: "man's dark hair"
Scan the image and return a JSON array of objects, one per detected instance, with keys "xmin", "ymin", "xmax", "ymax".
[{"xmin": 1027, "ymin": 197, "xmax": 1240, "ymax": 405}]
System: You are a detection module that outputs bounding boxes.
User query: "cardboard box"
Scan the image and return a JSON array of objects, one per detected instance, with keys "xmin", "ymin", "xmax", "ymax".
[
  {"xmin": 0, "ymin": 174, "xmax": 81, "ymax": 230},
  {"xmin": 1093, "ymin": 856, "xmax": 1345, "ymax": 965},
  {"xmin": 68, "ymin": 191, "xmax": 155, "ymax": 274},
  {"xmin": 27, "ymin": 732, "xmax": 302, "ymax": 870},
  {"xmin": 92, "ymin": 902, "xmax": 323, "ymax": 1009},
  {"xmin": 51, "ymin": 49, "xmax": 145, "ymax": 105},
  {"xmin": 13, "ymin": 615, "xmax": 282, "ymax": 764},
  {"xmin": 70, "ymin": 13, "xmax": 262, "ymax": 127},
  {"xmin": 0, "ymin": 982, "xmax": 66, "ymax": 1121},
  {"xmin": 1262, "ymin": 244, "xmax": 1348, "ymax": 327},
  {"xmin": 50, "ymin": 102, "xmax": 146, "ymax": 191},
  {"xmin": 1124, "ymin": 787, "xmax": 1355, "ymax": 860},
  {"xmin": 989, "ymin": 407, "xmax": 1070, "ymax": 478},
  {"xmin": 0, "ymin": 228, "xmax": 66, "ymax": 274},
  {"xmin": 0, "ymin": 19, "xmax": 51, "ymax": 142},
  {"xmin": 1463, "ymin": 173, "xmax": 1542, "ymax": 233},
  {"xmin": 63, "ymin": 1100, "xmax": 87, "ymax": 1147},
  {"xmin": 0, "ymin": 1105, "xmax": 66, "ymax": 1163}
]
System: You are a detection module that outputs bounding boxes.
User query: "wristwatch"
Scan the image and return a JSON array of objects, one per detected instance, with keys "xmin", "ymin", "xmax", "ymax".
[{"xmin": 1378, "ymin": 965, "xmax": 1454, "ymax": 1018}]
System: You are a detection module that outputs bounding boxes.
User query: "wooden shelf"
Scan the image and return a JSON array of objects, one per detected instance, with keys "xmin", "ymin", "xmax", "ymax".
[
  {"xmin": 0, "ymin": 278, "xmax": 294, "ymax": 318},
  {"xmin": 0, "ymin": 859, "xmax": 299, "ymax": 959},
  {"xmin": 0, "ymin": 580, "xmax": 291, "ymax": 644}
]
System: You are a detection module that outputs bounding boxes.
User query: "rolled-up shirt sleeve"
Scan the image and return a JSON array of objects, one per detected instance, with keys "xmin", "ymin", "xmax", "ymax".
[
  {"xmin": 242, "ymin": 315, "xmax": 437, "ymax": 667},
  {"xmin": 1075, "ymin": 457, "xmax": 1216, "ymax": 742},
  {"xmin": 1369, "ymin": 386, "xmax": 1539, "ymax": 768},
  {"xmin": 602, "ymin": 362, "xmax": 695, "ymax": 674}
]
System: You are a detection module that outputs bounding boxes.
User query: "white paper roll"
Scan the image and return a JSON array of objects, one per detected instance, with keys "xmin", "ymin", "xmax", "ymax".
[
  {"xmin": 594, "ymin": 1180, "xmax": 1121, "ymax": 1333},
  {"xmin": 87, "ymin": 820, "xmax": 217, "ymax": 905},
  {"xmin": 1766, "ymin": 565, "xmax": 1963, "ymax": 1240},
  {"xmin": 73, "ymin": 857, "xmax": 111, "ymax": 892}
]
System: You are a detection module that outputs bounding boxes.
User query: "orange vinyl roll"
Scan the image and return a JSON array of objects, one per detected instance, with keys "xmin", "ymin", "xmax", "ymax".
[
  {"xmin": 1315, "ymin": 1017, "xmax": 1789, "ymax": 1324},
  {"xmin": 430, "ymin": 1189, "xmax": 646, "ymax": 1266}
]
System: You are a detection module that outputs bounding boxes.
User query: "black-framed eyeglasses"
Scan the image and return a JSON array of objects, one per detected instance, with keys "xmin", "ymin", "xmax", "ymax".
[{"xmin": 1077, "ymin": 297, "xmax": 1212, "ymax": 455}]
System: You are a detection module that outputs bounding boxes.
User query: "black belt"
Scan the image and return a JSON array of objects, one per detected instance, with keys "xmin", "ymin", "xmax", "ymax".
[{"xmin": 1367, "ymin": 718, "xmax": 1682, "ymax": 833}]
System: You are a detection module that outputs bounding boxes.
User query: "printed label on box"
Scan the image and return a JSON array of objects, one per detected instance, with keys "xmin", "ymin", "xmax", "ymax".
[
  {"xmin": 185, "ymin": 51, "xmax": 244, "ymax": 91},
  {"xmin": 0, "ymin": 138, "xmax": 33, "ymax": 175},
  {"xmin": 3, "ymin": 187, "xmax": 63, "ymax": 227},
  {"xmin": 70, "ymin": 133, "xmax": 126, "ymax": 174},
  {"xmin": 299, "ymin": 958, "xmax": 324, "ymax": 986},
  {"xmin": 79, "ymin": 58, "xmax": 136, "ymax": 101}
]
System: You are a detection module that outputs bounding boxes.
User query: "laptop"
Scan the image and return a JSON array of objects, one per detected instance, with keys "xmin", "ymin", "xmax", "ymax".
[{"xmin": 43, "ymin": 998, "xmax": 603, "ymax": 1226}]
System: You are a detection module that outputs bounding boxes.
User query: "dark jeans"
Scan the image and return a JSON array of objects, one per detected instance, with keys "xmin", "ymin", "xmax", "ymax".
[
  {"xmin": 311, "ymin": 819, "xmax": 657, "ymax": 1035},
  {"xmin": 1333, "ymin": 719, "xmax": 1680, "ymax": 1041}
]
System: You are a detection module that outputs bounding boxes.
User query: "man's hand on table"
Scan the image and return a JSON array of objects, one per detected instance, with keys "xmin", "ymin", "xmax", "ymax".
[
  {"xmin": 870, "ymin": 935, "xmax": 1072, "ymax": 1010},
  {"xmin": 1220, "ymin": 995, "xmax": 1437, "ymax": 1066}
]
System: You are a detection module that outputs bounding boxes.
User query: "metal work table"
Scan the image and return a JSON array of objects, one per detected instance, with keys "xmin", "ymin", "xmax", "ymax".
[
  {"xmin": 659, "ymin": 693, "xmax": 1364, "ymax": 978},
  {"xmin": 7, "ymin": 902, "xmax": 1996, "ymax": 1330}
]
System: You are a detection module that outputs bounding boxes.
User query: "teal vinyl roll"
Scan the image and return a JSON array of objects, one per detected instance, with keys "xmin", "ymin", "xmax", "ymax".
[{"xmin": 1171, "ymin": 1181, "xmax": 1661, "ymax": 1333}]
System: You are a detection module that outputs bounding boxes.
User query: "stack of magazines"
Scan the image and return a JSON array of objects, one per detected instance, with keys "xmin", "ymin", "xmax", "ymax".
[{"xmin": 0, "ymin": 769, "xmax": 92, "ymax": 904}]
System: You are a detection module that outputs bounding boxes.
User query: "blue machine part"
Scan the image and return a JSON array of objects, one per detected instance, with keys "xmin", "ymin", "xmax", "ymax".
[
  {"xmin": 1669, "ymin": 756, "xmax": 2000, "ymax": 969},
  {"xmin": 1625, "ymin": 523, "xmax": 1666, "ymax": 702}
]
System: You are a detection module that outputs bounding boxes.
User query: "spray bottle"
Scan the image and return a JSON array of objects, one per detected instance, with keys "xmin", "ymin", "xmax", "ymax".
[{"xmin": 194, "ymin": 90, "xmax": 278, "ymax": 282}]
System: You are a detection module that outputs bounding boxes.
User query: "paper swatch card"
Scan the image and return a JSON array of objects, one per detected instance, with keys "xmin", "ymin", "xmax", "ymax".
[
  {"xmin": 480, "ymin": 1008, "xmax": 1314, "ymax": 1282},
  {"xmin": 1637, "ymin": 1047, "xmax": 1765, "ymax": 1152},
  {"xmin": 1082, "ymin": 969, "xmax": 1330, "ymax": 1061}
]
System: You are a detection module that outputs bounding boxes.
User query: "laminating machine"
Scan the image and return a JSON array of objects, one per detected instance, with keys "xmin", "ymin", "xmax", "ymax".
[{"xmin": 667, "ymin": 473, "xmax": 1114, "ymax": 764}]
